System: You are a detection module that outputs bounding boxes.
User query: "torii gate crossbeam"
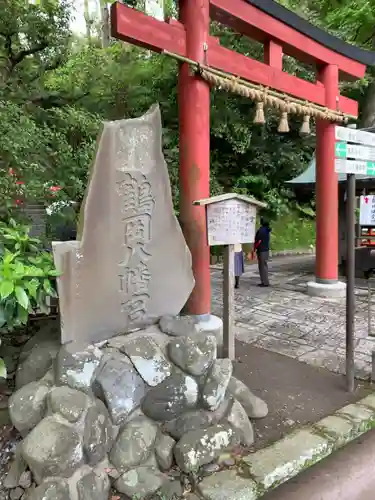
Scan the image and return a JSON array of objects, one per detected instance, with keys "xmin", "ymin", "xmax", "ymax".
[{"xmin": 111, "ymin": 0, "xmax": 374, "ymax": 307}]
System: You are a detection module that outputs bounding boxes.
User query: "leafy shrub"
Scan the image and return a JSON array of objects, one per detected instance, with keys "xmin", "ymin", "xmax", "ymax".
[{"xmin": 0, "ymin": 220, "xmax": 60, "ymax": 377}]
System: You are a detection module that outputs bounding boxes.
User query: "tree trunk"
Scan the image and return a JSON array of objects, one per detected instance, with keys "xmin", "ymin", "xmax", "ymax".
[
  {"xmin": 360, "ymin": 80, "xmax": 375, "ymax": 128},
  {"xmin": 84, "ymin": 0, "xmax": 92, "ymax": 42},
  {"xmin": 101, "ymin": 4, "xmax": 110, "ymax": 48}
]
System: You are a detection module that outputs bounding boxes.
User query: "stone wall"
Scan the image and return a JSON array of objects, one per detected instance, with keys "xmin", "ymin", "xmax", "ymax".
[{"xmin": 6, "ymin": 317, "xmax": 268, "ymax": 499}]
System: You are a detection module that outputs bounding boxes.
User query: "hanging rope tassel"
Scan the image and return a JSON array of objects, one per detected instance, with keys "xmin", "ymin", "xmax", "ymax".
[
  {"xmin": 278, "ymin": 110, "xmax": 289, "ymax": 133},
  {"xmin": 253, "ymin": 101, "xmax": 265, "ymax": 124},
  {"xmin": 300, "ymin": 114, "xmax": 311, "ymax": 135}
]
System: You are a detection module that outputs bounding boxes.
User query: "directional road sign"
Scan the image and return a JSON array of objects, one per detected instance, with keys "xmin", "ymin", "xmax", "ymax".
[
  {"xmin": 336, "ymin": 126, "xmax": 375, "ymax": 147},
  {"xmin": 335, "ymin": 158, "xmax": 375, "ymax": 176},
  {"xmin": 335, "ymin": 142, "xmax": 375, "ymax": 162}
]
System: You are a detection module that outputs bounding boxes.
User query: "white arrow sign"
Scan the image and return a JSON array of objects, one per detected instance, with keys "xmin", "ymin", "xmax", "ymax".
[
  {"xmin": 335, "ymin": 126, "xmax": 375, "ymax": 147},
  {"xmin": 335, "ymin": 158, "xmax": 375, "ymax": 175},
  {"xmin": 335, "ymin": 142, "xmax": 375, "ymax": 161}
]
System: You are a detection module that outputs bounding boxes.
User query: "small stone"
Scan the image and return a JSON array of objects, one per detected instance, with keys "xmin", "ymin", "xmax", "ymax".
[
  {"xmin": 9, "ymin": 487, "xmax": 24, "ymax": 500},
  {"xmin": 155, "ymin": 434, "xmax": 175, "ymax": 471},
  {"xmin": 155, "ymin": 479, "xmax": 183, "ymax": 499},
  {"xmin": 226, "ymin": 400, "xmax": 254, "ymax": 446},
  {"xmin": 202, "ymin": 360, "xmax": 233, "ymax": 411},
  {"xmin": 119, "ymin": 336, "xmax": 172, "ymax": 386},
  {"xmin": 21, "ymin": 416, "xmax": 84, "ymax": 484},
  {"xmin": 27, "ymin": 479, "xmax": 71, "ymax": 500},
  {"xmin": 109, "ymin": 417, "xmax": 158, "ymax": 470},
  {"xmin": 227, "ymin": 377, "xmax": 268, "ymax": 419},
  {"xmin": 18, "ymin": 471, "xmax": 32, "ymax": 489},
  {"xmin": 165, "ymin": 410, "xmax": 213, "ymax": 440},
  {"xmin": 55, "ymin": 343, "xmax": 102, "ymax": 394},
  {"xmin": 76, "ymin": 469, "xmax": 110, "ymax": 500},
  {"xmin": 159, "ymin": 315, "xmax": 197, "ymax": 337},
  {"xmin": 16, "ymin": 339, "xmax": 59, "ymax": 390},
  {"xmin": 115, "ymin": 467, "xmax": 168, "ymax": 499},
  {"xmin": 202, "ymin": 463, "xmax": 220, "ymax": 474},
  {"xmin": 222, "ymin": 458, "xmax": 235, "ymax": 467},
  {"xmin": 83, "ymin": 399, "xmax": 113, "ymax": 465},
  {"xmin": 9, "ymin": 381, "xmax": 50, "ymax": 434},
  {"xmin": 142, "ymin": 372, "xmax": 199, "ymax": 421},
  {"xmin": 167, "ymin": 335, "xmax": 216, "ymax": 376},
  {"xmin": 49, "ymin": 386, "xmax": 91, "ymax": 423},
  {"xmin": 174, "ymin": 424, "xmax": 239, "ymax": 473},
  {"xmin": 3, "ymin": 446, "xmax": 27, "ymax": 489},
  {"xmin": 95, "ymin": 355, "xmax": 148, "ymax": 425}
]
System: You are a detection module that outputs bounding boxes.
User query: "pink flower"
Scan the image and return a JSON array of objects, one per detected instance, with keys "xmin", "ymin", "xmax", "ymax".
[
  {"xmin": 16, "ymin": 181, "xmax": 24, "ymax": 185},
  {"xmin": 49, "ymin": 186, "xmax": 61, "ymax": 192}
]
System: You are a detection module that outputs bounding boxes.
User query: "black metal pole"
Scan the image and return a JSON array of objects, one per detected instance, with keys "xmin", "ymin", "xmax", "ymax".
[{"xmin": 346, "ymin": 173, "xmax": 356, "ymax": 392}]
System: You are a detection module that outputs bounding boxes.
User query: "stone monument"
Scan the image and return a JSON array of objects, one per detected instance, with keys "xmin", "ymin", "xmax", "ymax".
[
  {"xmin": 53, "ymin": 104, "xmax": 194, "ymax": 344},
  {"xmin": 6, "ymin": 106, "xmax": 268, "ymax": 499}
]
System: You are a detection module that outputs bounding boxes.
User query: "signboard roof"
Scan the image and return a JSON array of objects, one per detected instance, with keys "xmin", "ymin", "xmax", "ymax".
[{"xmin": 194, "ymin": 193, "xmax": 267, "ymax": 208}]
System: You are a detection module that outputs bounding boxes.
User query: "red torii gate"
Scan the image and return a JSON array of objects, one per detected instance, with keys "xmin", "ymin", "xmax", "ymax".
[{"xmin": 111, "ymin": 0, "xmax": 375, "ymax": 310}]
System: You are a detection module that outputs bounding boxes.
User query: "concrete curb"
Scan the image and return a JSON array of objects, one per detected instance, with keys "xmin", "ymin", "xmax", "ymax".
[{"xmin": 198, "ymin": 393, "xmax": 375, "ymax": 499}]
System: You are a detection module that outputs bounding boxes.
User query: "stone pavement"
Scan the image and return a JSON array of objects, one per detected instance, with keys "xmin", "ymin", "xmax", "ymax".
[{"xmin": 211, "ymin": 255, "xmax": 375, "ymax": 380}]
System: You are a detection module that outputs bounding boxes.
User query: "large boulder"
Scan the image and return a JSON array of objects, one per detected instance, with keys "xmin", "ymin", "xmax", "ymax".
[
  {"xmin": 142, "ymin": 372, "xmax": 199, "ymax": 421},
  {"xmin": 227, "ymin": 376, "xmax": 268, "ymax": 419},
  {"xmin": 83, "ymin": 399, "xmax": 113, "ymax": 465},
  {"xmin": 94, "ymin": 355, "xmax": 148, "ymax": 425},
  {"xmin": 28, "ymin": 479, "xmax": 71, "ymax": 500},
  {"xmin": 109, "ymin": 417, "xmax": 158, "ymax": 470},
  {"xmin": 226, "ymin": 399, "xmax": 254, "ymax": 446},
  {"xmin": 119, "ymin": 336, "xmax": 172, "ymax": 386},
  {"xmin": 174, "ymin": 424, "xmax": 239, "ymax": 472},
  {"xmin": 202, "ymin": 360, "xmax": 233, "ymax": 411},
  {"xmin": 21, "ymin": 417, "xmax": 84, "ymax": 484},
  {"xmin": 9, "ymin": 381, "xmax": 50, "ymax": 434},
  {"xmin": 49, "ymin": 386, "xmax": 92, "ymax": 423},
  {"xmin": 115, "ymin": 467, "xmax": 169, "ymax": 499},
  {"xmin": 15, "ymin": 339, "xmax": 59, "ymax": 389},
  {"xmin": 55, "ymin": 343, "xmax": 102, "ymax": 394},
  {"xmin": 167, "ymin": 335, "xmax": 216, "ymax": 376}
]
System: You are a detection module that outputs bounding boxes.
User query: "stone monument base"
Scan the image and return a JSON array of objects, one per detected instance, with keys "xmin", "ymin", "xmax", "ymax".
[{"xmin": 7, "ymin": 317, "xmax": 268, "ymax": 500}]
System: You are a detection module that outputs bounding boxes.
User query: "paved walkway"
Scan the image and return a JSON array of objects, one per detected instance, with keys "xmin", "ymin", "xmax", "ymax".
[{"xmin": 211, "ymin": 255, "xmax": 375, "ymax": 379}]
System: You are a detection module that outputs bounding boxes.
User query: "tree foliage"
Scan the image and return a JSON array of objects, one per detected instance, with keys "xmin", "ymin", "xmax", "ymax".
[{"xmin": 0, "ymin": 0, "xmax": 373, "ymax": 221}]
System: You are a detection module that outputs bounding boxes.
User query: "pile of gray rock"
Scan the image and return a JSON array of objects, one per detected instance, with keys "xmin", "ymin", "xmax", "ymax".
[{"xmin": 6, "ymin": 317, "xmax": 268, "ymax": 499}]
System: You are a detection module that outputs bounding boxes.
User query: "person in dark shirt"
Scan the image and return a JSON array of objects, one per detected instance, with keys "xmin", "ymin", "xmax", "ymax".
[{"xmin": 254, "ymin": 218, "xmax": 271, "ymax": 287}]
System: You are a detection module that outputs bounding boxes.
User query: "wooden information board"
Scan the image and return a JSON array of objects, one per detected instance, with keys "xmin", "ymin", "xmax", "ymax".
[{"xmin": 207, "ymin": 199, "xmax": 257, "ymax": 246}]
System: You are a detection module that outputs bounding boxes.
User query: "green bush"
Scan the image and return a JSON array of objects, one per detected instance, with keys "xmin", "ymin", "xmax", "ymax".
[{"xmin": 0, "ymin": 219, "xmax": 60, "ymax": 378}]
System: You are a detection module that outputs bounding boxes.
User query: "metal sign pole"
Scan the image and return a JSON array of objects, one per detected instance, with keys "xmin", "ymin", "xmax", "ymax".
[
  {"xmin": 346, "ymin": 172, "xmax": 356, "ymax": 392},
  {"xmin": 223, "ymin": 244, "xmax": 235, "ymax": 360}
]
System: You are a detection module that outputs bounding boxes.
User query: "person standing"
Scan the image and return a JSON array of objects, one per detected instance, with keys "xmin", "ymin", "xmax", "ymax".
[
  {"xmin": 234, "ymin": 243, "xmax": 244, "ymax": 289},
  {"xmin": 254, "ymin": 218, "xmax": 271, "ymax": 287}
]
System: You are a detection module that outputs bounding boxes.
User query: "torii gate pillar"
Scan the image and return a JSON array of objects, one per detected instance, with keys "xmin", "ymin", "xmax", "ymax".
[
  {"xmin": 308, "ymin": 65, "xmax": 346, "ymax": 298},
  {"xmin": 178, "ymin": 0, "xmax": 212, "ymax": 316}
]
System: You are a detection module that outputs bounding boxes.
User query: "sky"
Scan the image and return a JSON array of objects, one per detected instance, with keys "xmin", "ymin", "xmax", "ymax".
[{"xmin": 70, "ymin": 0, "xmax": 98, "ymax": 35}]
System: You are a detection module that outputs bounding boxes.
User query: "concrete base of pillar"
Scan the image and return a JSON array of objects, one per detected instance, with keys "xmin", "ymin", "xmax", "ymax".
[
  {"xmin": 193, "ymin": 314, "xmax": 223, "ymax": 348},
  {"xmin": 307, "ymin": 280, "xmax": 346, "ymax": 298}
]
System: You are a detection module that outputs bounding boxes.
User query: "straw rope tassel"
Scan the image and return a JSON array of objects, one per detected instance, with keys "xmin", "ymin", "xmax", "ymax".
[
  {"xmin": 300, "ymin": 114, "xmax": 311, "ymax": 135},
  {"xmin": 254, "ymin": 101, "xmax": 265, "ymax": 124},
  {"xmin": 278, "ymin": 109, "xmax": 289, "ymax": 133}
]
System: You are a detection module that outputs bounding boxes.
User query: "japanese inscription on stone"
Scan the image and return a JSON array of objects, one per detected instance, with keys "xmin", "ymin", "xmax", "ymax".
[
  {"xmin": 207, "ymin": 199, "xmax": 256, "ymax": 246},
  {"xmin": 116, "ymin": 172, "xmax": 155, "ymax": 323}
]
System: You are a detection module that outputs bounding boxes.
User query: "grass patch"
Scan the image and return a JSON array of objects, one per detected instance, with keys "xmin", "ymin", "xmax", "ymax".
[{"xmin": 270, "ymin": 211, "xmax": 315, "ymax": 252}]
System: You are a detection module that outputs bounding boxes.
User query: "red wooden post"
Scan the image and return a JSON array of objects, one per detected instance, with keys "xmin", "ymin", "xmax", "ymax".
[
  {"xmin": 178, "ymin": 0, "xmax": 211, "ymax": 316},
  {"xmin": 315, "ymin": 64, "xmax": 339, "ymax": 282},
  {"xmin": 264, "ymin": 40, "xmax": 283, "ymax": 70}
]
